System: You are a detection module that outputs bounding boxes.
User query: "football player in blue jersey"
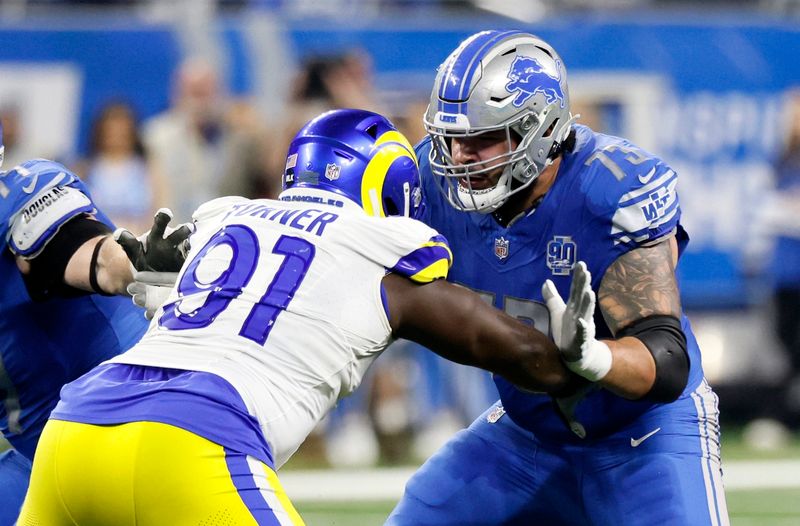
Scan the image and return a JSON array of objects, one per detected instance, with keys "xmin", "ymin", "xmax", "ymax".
[
  {"xmin": 0, "ymin": 123, "xmax": 189, "ymax": 525},
  {"xmin": 386, "ymin": 30, "xmax": 730, "ymax": 526}
]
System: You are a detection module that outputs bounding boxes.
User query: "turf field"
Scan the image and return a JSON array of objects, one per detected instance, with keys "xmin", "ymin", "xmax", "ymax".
[
  {"xmin": 285, "ymin": 427, "xmax": 800, "ymax": 526},
  {"xmin": 293, "ymin": 488, "xmax": 800, "ymax": 526}
]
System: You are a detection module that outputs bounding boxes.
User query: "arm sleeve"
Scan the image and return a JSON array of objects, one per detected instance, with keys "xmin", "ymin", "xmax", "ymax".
[{"xmin": 22, "ymin": 215, "xmax": 112, "ymax": 301}]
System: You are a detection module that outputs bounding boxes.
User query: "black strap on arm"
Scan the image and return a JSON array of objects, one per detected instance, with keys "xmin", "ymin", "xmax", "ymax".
[
  {"xmin": 23, "ymin": 215, "xmax": 112, "ymax": 300},
  {"xmin": 89, "ymin": 235, "xmax": 114, "ymax": 296},
  {"xmin": 617, "ymin": 314, "xmax": 689, "ymax": 403}
]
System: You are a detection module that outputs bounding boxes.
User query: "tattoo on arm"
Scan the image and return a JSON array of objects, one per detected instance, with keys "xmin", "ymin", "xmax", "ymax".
[{"xmin": 598, "ymin": 240, "xmax": 681, "ymax": 334}]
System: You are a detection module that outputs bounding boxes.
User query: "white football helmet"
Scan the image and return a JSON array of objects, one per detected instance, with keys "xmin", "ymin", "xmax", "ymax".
[{"xmin": 425, "ymin": 30, "xmax": 575, "ymax": 213}]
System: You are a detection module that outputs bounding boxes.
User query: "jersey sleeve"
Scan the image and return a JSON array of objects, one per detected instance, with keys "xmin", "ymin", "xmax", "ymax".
[
  {"xmin": 583, "ymin": 142, "xmax": 681, "ymax": 250},
  {"xmin": 357, "ymin": 214, "xmax": 453, "ymax": 283}
]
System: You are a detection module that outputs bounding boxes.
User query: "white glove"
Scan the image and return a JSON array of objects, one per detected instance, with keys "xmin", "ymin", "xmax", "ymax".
[
  {"xmin": 554, "ymin": 384, "xmax": 596, "ymax": 439},
  {"xmin": 127, "ymin": 270, "xmax": 178, "ymax": 320},
  {"xmin": 541, "ymin": 261, "xmax": 612, "ymax": 382}
]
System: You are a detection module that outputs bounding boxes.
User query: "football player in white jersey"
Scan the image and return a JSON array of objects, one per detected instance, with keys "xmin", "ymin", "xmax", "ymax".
[{"xmin": 18, "ymin": 109, "xmax": 584, "ymax": 526}]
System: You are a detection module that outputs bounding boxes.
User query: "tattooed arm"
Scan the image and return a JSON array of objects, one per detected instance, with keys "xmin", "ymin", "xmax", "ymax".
[{"xmin": 596, "ymin": 236, "xmax": 682, "ymax": 399}]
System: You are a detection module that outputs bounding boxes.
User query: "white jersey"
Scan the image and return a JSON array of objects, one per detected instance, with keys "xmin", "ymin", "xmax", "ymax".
[{"xmin": 109, "ymin": 193, "xmax": 451, "ymax": 467}]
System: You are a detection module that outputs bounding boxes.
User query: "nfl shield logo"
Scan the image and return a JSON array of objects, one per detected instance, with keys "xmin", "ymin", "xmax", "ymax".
[
  {"xmin": 325, "ymin": 163, "xmax": 341, "ymax": 181},
  {"xmin": 494, "ymin": 237, "xmax": 509, "ymax": 260},
  {"xmin": 486, "ymin": 405, "xmax": 506, "ymax": 423}
]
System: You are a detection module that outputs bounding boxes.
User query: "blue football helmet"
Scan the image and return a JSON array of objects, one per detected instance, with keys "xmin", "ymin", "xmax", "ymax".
[
  {"xmin": 281, "ymin": 109, "xmax": 423, "ymax": 219},
  {"xmin": 0, "ymin": 119, "xmax": 4, "ymax": 169},
  {"xmin": 425, "ymin": 30, "xmax": 576, "ymax": 213}
]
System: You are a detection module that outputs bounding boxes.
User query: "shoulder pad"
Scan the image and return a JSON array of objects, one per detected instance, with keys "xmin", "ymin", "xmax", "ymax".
[
  {"xmin": 579, "ymin": 136, "xmax": 680, "ymax": 246},
  {"xmin": 609, "ymin": 165, "xmax": 679, "ymax": 245},
  {"xmin": 0, "ymin": 159, "xmax": 84, "ymax": 219},
  {"xmin": 8, "ymin": 184, "xmax": 95, "ymax": 258}
]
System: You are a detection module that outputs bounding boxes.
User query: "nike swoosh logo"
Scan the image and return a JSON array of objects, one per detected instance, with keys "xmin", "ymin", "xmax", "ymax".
[
  {"xmin": 21, "ymin": 173, "xmax": 39, "ymax": 193},
  {"xmin": 630, "ymin": 427, "xmax": 661, "ymax": 447},
  {"xmin": 637, "ymin": 167, "xmax": 656, "ymax": 185}
]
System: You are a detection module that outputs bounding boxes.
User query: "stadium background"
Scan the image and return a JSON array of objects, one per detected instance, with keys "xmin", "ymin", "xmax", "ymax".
[{"xmin": 1, "ymin": 0, "xmax": 799, "ymax": 524}]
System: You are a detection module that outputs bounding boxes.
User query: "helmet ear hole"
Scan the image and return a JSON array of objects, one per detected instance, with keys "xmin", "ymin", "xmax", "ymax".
[{"xmin": 383, "ymin": 197, "xmax": 399, "ymax": 217}]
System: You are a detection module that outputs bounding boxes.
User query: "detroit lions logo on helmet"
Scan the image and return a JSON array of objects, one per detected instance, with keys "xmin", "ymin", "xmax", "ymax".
[{"xmin": 505, "ymin": 56, "xmax": 566, "ymax": 109}]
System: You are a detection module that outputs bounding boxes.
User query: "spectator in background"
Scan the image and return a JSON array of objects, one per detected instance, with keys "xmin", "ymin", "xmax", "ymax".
[
  {"xmin": 0, "ymin": 106, "xmax": 27, "ymax": 169},
  {"xmin": 268, "ymin": 49, "xmax": 386, "ymax": 181},
  {"xmin": 79, "ymin": 101, "xmax": 160, "ymax": 234},
  {"xmin": 766, "ymin": 89, "xmax": 800, "ymax": 430},
  {"xmin": 143, "ymin": 57, "xmax": 271, "ymax": 223}
]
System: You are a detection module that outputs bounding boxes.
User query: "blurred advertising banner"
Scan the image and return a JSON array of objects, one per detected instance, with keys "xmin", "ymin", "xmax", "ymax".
[
  {"xmin": 0, "ymin": 64, "xmax": 82, "ymax": 167},
  {"xmin": 0, "ymin": 14, "xmax": 796, "ymax": 308},
  {"xmin": 291, "ymin": 18, "xmax": 800, "ymax": 309}
]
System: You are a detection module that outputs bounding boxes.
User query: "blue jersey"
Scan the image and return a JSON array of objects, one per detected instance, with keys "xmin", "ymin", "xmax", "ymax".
[
  {"xmin": 417, "ymin": 125, "xmax": 705, "ymax": 443},
  {"xmin": 0, "ymin": 159, "xmax": 148, "ymax": 459}
]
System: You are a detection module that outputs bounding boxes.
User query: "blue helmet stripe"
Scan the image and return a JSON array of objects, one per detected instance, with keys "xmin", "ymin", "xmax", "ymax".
[
  {"xmin": 438, "ymin": 101, "xmax": 461, "ymax": 114},
  {"xmin": 440, "ymin": 30, "xmax": 526, "ymax": 104},
  {"xmin": 438, "ymin": 31, "xmax": 495, "ymax": 101}
]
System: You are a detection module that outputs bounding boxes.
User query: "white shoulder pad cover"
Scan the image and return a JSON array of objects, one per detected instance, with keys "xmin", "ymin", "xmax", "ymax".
[{"xmin": 8, "ymin": 185, "xmax": 95, "ymax": 258}]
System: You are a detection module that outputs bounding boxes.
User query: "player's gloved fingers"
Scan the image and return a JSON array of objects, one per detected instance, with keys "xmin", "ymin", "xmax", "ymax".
[
  {"xmin": 149, "ymin": 208, "xmax": 174, "ymax": 241},
  {"xmin": 127, "ymin": 281, "xmax": 143, "ymax": 297},
  {"xmin": 114, "ymin": 228, "xmax": 146, "ymax": 269},
  {"xmin": 573, "ymin": 262, "xmax": 589, "ymax": 303},
  {"xmin": 577, "ymin": 287, "xmax": 594, "ymax": 322},
  {"xmin": 134, "ymin": 271, "xmax": 179, "ymax": 287},
  {"xmin": 165, "ymin": 223, "xmax": 194, "ymax": 246},
  {"xmin": 577, "ymin": 318, "xmax": 590, "ymax": 346},
  {"xmin": 542, "ymin": 279, "xmax": 566, "ymax": 311},
  {"xmin": 541, "ymin": 279, "xmax": 566, "ymax": 314},
  {"xmin": 141, "ymin": 283, "xmax": 173, "ymax": 319},
  {"xmin": 578, "ymin": 262, "xmax": 591, "ymax": 294},
  {"xmin": 582, "ymin": 289, "xmax": 596, "ymax": 322},
  {"xmin": 132, "ymin": 293, "xmax": 147, "ymax": 309}
]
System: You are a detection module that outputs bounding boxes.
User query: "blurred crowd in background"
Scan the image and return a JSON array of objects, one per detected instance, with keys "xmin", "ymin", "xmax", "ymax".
[{"xmin": 1, "ymin": 0, "xmax": 800, "ymax": 465}]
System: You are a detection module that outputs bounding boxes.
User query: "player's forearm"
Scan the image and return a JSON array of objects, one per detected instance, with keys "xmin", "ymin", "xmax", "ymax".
[
  {"xmin": 479, "ymin": 321, "xmax": 575, "ymax": 395},
  {"xmin": 64, "ymin": 235, "xmax": 133, "ymax": 295},
  {"xmin": 597, "ymin": 336, "xmax": 655, "ymax": 399}
]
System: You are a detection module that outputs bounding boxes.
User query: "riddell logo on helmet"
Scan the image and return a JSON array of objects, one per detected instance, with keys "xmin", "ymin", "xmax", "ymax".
[{"xmin": 505, "ymin": 56, "xmax": 566, "ymax": 109}]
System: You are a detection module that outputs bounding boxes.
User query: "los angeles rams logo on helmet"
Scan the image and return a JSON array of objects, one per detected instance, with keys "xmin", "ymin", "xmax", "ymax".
[{"xmin": 505, "ymin": 56, "xmax": 566, "ymax": 109}]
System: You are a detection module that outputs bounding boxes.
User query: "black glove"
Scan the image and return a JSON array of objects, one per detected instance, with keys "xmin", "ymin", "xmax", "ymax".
[{"xmin": 114, "ymin": 208, "xmax": 194, "ymax": 272}]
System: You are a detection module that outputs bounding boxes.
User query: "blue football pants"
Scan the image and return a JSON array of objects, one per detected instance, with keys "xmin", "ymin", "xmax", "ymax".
[
  {"xmin": 387, "ymin": 381, "xmax": 729, "ymax": 526},
  {"xmin": 0, "ymin": 448, "xmax": 32, "ymax": 526}
]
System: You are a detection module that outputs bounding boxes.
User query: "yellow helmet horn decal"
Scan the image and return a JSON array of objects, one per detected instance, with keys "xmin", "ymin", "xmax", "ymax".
[
  {"xmin": 373, "ymin": 130, "xmax": 418, "ymax": 163},
  {"xmin": 361, "ymin": 133, "xmax": 417, "ymax": 218}
]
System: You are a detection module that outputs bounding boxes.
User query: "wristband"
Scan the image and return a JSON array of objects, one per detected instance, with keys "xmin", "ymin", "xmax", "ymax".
[{"xmin": 564, "ymin": 339, "xmax": 612, "ymax": 382}]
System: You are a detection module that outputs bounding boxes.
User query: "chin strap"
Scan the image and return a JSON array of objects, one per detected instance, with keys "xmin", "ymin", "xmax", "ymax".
[{"xmin": 546, "ymin": 113, "xmax": 580, "ymax": 162}]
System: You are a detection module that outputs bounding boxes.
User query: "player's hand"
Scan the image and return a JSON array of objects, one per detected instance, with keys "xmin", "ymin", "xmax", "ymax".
[
  {"xmin": 127, "ymin": 270, "xmax": 178, "ymax": 320},
  {"xmin": 114, "ymin": 208, "xmax": 193, "ymax": 272},
  {"xmin": 541, "ymin": 261, "xmax": 612, "ymax": 382},
  {"xmin": 553, "ymin": 383, "xmax": 595, "ymax": 439}
]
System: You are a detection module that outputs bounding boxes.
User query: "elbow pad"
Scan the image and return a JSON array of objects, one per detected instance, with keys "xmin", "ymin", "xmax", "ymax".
[{"xmin": 617, "ymin": 315, "xmax": 688, "ymax": 403}]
